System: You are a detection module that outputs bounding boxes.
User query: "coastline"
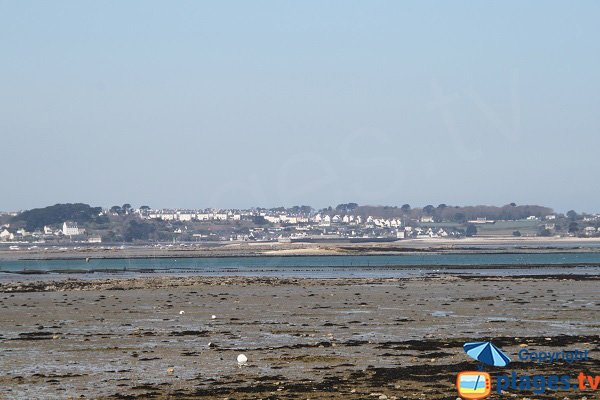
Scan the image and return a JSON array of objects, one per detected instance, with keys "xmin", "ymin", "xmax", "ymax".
[{"xmin": 3, "ymin": 236, "xmax": 600, "ymax": 262}]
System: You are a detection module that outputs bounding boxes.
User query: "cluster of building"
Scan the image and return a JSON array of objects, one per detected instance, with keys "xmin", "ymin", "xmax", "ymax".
[
  {"xmin": 2, "ymin": 207, "xmax": 600, "ymax": 245},
  {"xmin": 0, "ymin": 222, "xmax": 101, "ymax": 243},
  {"xmin": 139, "ymin": 208, "xmax": 466, "ymax": 242},
  {"xmin": 142, "ymin": 208, "xmax": 406, "ymax": 227},
  {"xmin": 143, "ymin": 210, "xmax": 242, "ymax": 222}
]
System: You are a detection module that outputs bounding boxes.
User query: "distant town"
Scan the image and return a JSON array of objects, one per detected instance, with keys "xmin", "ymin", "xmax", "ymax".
[{"xmin": 1, "ymin": 202, "xmax": 600, "ymax": 247}]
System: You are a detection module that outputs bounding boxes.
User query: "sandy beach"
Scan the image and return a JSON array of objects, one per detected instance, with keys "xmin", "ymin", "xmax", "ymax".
[{"xmin": 1, "ymin": 274, "xmax": 599, "ymax": 399}]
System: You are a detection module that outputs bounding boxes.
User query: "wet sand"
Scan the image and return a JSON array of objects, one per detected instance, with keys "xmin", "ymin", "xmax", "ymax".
[
  {"xmin": 3, "ymin": 237, "xmax": 600, "ymax": 262},
  {"xmin": 1, "ymin": 275, "xmax": 599, "ymax": 399}
]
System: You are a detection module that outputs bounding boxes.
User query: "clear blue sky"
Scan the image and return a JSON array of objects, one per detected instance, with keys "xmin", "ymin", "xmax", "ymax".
[{"xmin": 1, "ymin": 1, "xmax": 599, "ymax": 212}]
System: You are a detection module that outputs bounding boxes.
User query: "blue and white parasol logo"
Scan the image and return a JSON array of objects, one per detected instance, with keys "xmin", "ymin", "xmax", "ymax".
[{"xmin": 463, "ymin": 341, "xmax": 511, "ymax": 367}]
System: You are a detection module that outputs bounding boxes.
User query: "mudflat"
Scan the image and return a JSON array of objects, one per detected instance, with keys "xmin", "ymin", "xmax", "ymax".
[
  {"xmin": 3, "ymin": 237, "xmax": 600, "ymax": 262},
  {"xmin": 1, "ymin": 275, "xmax": 599, "ymax": 399}
]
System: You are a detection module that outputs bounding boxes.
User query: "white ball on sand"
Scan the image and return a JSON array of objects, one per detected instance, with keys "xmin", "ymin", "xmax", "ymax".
[{"xmin": 237, "ymin": 354, "xmax": 248, "ymax": 366}]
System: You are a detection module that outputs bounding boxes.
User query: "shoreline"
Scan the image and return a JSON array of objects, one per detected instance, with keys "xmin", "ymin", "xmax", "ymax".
[
  {"xmin": 3, "ymin": 236, "xmax": 600, "ymax": 262},
  {"xmin": 2, "ymin": 261, "xmax": 600, "ymax": 275}
]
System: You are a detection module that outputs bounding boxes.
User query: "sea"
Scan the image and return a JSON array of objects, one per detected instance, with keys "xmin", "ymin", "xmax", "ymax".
[{"xmin": 1, "ymin": 252, "xmax": 600, "ymax": 280}]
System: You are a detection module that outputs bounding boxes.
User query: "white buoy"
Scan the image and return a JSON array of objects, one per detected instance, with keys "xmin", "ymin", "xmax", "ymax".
[
  {"xmin": 179, "ymin": 310, "xmax": 185, "ymax": 315},
  {"xmin": 211, "ymin": 315, "xmax": 216, "ymax": 319},
  {"xmin": 237, "ymin": 353, "xmax": 248, "ymax": 366}
]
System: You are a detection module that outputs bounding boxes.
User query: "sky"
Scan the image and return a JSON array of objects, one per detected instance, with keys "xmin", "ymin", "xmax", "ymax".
[{"xmin": 1, "ymin": 1, "xmax": 599, "ymax": 213}]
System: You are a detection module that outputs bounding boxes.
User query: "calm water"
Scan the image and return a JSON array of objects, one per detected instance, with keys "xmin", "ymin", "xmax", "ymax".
[{"xmin": 1, "ymin": 253, "xmax": 600, "ymax": 280}]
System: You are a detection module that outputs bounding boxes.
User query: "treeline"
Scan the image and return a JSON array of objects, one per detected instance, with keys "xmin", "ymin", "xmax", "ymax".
[
  {"xmin": 257, "ymin": 205, "xmax": 313, "ymax": 214},
  {"xmin": 326, "ymin": 203, "xmax": 554, "ymax": 222},
  {"xmin": 11, "ymin": 203, "xmax": 104, "ymax": 231}
]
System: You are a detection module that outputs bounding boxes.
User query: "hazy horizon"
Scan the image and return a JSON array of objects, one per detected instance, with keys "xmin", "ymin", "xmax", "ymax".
[{"xmin": 2, "ymin": 1, "xmax": 599, "ymax": 213}]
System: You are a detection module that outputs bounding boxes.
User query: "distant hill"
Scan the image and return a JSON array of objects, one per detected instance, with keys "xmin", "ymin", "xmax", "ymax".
[{"xmin": 11, "ymin": 203, "xmax": 103, "ymax": 231}]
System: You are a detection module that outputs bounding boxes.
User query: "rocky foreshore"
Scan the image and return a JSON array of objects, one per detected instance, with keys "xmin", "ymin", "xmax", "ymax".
[{"xmin": 1, "ymin": 274, "xmax": 599, "ymax": 399}]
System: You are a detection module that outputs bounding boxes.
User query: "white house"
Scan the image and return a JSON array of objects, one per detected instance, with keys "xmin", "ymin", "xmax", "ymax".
[
  {"xmin": 263, "ymin": 215, "xmax": 280, "ymax": 224},
  {"xmin": 280, "ymin": 216, "xmax": 298, "ymax": 224},
  {"xmin": 88, "ymin": 235, "xmax": 102, "ymax": 243},
  {"xmin": 0, "ymin": 229, "xmax": 14, "ymax": 241},
  {"xmin": 17, "ymin": 228, "xmax": 31, "ymax": 237},
  {"xmin": 178, "ymin": 213, "xmax": 194, "ymax": 222},
  {"xmin": 62, "ymin": 222, "xmax": 84, "ymax": 236}
]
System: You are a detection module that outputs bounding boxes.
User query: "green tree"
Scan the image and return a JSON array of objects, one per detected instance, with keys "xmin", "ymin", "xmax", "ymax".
[
  {"xmin": 123, "ymin": 220, "xmax": 156, "ymax": 242},
  {"xmin": 423, "ymin": 205, "xmax": 435, "ymax": 215},
  {"xmin": 401, "ymin": 204, "xmax": 411, "ymax": 213},
  {"xmin": 335, "ymin": 203, "xmax": 359, "ymax": 213},
  {"xmin": 466, "ymin": 224, "xmax": 477, "ymax": 237},
  {"xmin": 567, "ymin": 210, "xmax": 578, "ymax": 221},
  {"xmin": 252, "ymin": 216, "xmax": 268, "ymax": 225},
  {"xmin": 538, "ymin": 228, "xmax": 552, "ymax": 237},
  {"xmin": 11, "ymin": 203, "xmax": 103, "ymax": 231},
  {"xmin": 568, "ymin": 222, "xmax": 579, "ymax": 233},
  {"xmin": 453, "ymin": 213, "xmax": 466, "ymax": 223},
  {"xmin": 110, "ymin": 205, "xmax": 122, "ymax": 215},
  {"xmin": 122, "ymin": 204, "xmax": 132, "ymax": 214}
]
